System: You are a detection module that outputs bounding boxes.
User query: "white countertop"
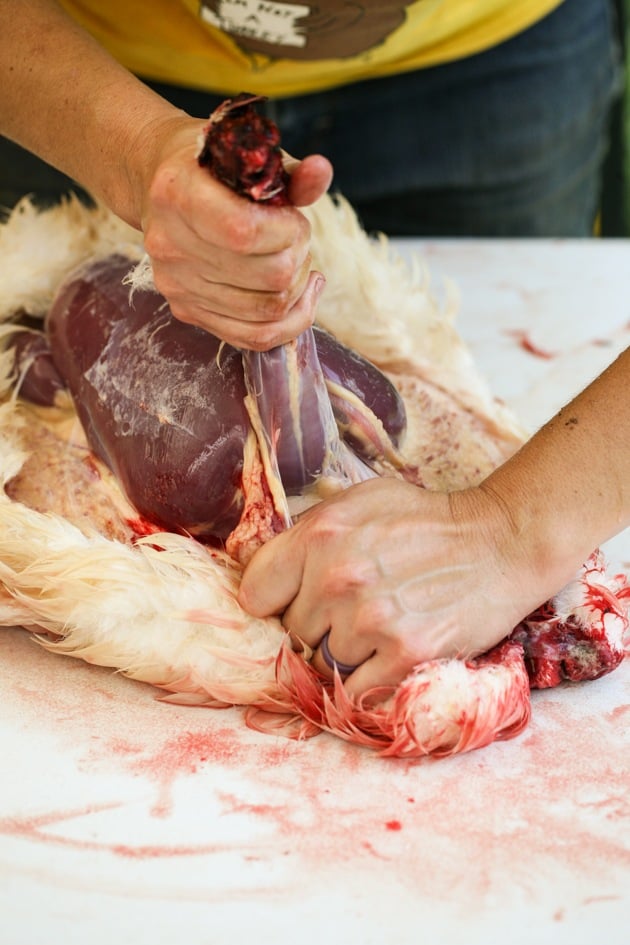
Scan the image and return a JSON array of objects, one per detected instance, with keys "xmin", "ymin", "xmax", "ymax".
[{"xmin": 2, "ymin": 239, "xmax": 629, "ymax": 945}]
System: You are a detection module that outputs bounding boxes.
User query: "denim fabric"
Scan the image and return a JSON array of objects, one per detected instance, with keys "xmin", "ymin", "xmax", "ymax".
[
  {"xmin": 0, "ymin": 0, "xmax": 622, "ymax": 236},
  {"xmin": 273, "ymin": 0, "xmax": 624, "ymax": 235}
]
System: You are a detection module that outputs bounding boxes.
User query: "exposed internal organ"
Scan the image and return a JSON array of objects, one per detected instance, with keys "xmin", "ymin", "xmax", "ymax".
[
  {"xmin": 8, "ymin": 327, "xmax": 66, "ymax": 406},
  {"xmin": 44, "ymin": 254, "xmax": 408, "ymax": 543}
]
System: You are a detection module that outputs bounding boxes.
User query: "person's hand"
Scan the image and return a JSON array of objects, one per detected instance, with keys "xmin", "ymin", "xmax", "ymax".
[
  {"xmin": 136, "ymin": 116, "xmax": 333, "ymax": 349},
  {"xmin": 237, "ymin": 477, "xmax": 558, "ymax": 699},
  {"xmin": 238, "ymin": 345, "xmax": 630, "ymax": 699}
]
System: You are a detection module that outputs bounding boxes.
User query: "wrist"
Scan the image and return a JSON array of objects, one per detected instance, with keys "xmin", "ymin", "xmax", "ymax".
[
  {"xmin": 473, "ymin": 460, "xmax": 596, "ymax": 611},
  {"xmin": 106, "ymin": 106, "xmax": 198, "ymax": 230},
  {"xmin": 448, "ymin": 476, "xmax": 579, "ymax": 620}
]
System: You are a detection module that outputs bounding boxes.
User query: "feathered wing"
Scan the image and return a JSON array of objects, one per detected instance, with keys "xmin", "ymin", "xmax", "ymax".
[{"xmin": 0, "ymin": 405, "xmax": 287, "ymax": 707}]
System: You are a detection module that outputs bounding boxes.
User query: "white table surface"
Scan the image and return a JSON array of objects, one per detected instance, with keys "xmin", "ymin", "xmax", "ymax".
[{"xmin": 1, "ymin": 239, "xmax": 629, "ymax": 945}]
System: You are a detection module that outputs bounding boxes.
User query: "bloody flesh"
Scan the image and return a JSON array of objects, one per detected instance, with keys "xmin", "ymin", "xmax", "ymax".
[{"xmin": 198, "ymin": 93, "xmax": 290, "ymax": 205}]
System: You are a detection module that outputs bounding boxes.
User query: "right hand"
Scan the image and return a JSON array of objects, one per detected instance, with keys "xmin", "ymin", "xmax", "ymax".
[{"xmin": 136, "ymin": 116, "xmax": 333, "ymax": 349}]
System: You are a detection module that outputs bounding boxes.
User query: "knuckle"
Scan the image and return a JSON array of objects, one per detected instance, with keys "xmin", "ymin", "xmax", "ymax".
[
  {"xmin": 308, "ymin": 505, "xmax": 346, "ymax": 543},
  {"xmin": 151, "ymin": 267, "xmax": 182, "ymax": 304},
  {"xmin": 393, "ymin": 637, "xmax": 428, "ymax": 674},
  {"xmin": 222, "ymin": 208, "xmax": 258, "ymax": 253},
  {"xmin": 257, "ymin": 291, "xmax": 292, "ymax": 323},
  {"xmin": 264, "ymin": 249, "xmax": 304, "ymax": 293},
  {"xmin": 294, "ymin": 209, "xmax": 311, "ymax": 241},
  {"xmin": 241, "ymin": 323, "xmax": 284, "ymax": 352},
  {"xmin": 354, "ymin": 597, "xmax": 396, "ymax": 633},
  {"xmin": 166, "ymin": 299, "xmax": 195, "ymax": 327},
  {"xmin": 147, "ymin": 166, "xmax": 177, "ymax": 207},
  {"xmin": 265, "ymin": 263, "xmax": 292, "ymax": 294},
  {"xmin": 386, "ymin": 624, "xmax": 431, "ymax": 667},
  {"xmin": 143, "ymin": 228, "xmax": 172, "ymax": 262},
  {"xmin": 319, "ymin": 559, "xmax": 375, "ymax": 600}
]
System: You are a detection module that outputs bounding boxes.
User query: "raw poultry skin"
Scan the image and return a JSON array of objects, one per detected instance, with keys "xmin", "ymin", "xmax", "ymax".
[
  {"xmin": 44, "ymin": 253, "xmax": 407, "ymax": 542},
  {"xmin": 0, "ymin": 97, "xmax": 627, "ymax": 756}
]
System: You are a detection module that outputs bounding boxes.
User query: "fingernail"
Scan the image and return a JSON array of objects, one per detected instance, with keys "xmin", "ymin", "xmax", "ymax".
[{"xmin": 313, "ymin": 273, "xmax": 326, "ymax": 300}]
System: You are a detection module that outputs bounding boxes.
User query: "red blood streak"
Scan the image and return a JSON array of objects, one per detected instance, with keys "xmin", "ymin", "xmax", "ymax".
[
  {"xmin": 0, "ymin": 808, "xmax": 231, "ymax": 860},
  {"xmin": 385, "ymin": 820, "xmax": 402, "ymax": 831},
  {"xmin": 126, "ymin": 516, "xmax": 163, "ymax": 538},
  {"xmin": 606, "ymin": 702, "xmax": 630, "ymax": 722},
  {"xmin": 506, "ymin": 329, "xmax": 556, "ymax": 359}
]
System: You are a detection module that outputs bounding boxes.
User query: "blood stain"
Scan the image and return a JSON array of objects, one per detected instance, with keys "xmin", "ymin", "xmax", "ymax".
[{"xmin": 506, "ymin": 329, "xmax": 556, "ymax": 359}]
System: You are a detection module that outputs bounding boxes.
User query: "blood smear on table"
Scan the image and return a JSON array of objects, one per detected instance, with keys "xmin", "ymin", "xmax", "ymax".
[{"xmin": 506, "ymin": 329, "xmax": 556, "ymax": 359}]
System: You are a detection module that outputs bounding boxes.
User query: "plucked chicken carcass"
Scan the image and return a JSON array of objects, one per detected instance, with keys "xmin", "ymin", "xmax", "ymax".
[{"xmin": 0, "ymin": 98, "xmax": 627, "ymax": 758}]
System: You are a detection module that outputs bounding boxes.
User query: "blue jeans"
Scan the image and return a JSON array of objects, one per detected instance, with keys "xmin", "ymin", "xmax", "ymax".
[{"xmin": 0, "ymin": 0, "xmax": 622, "ymax": 236}]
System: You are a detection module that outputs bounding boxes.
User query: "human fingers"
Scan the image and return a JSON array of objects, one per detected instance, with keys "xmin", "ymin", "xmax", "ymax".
[
  {"xmin": 148, "ymin": 155, "xmax": 314, "ymax": 258},
  {"xmin": 150, "ymin": 234, "xmax": 312, "ymax": 320},
  {"xmin": 149, "ymin": 198, "xmax": 311, "ymax": 288},
  {"xmin": 145, "ymin": 161, "xmax": 324, "ymax": 343},
  {"xmin": 284, "ymin": 153, "xmax": 334, "ymax": 207},
  {"xmin": 309, "ymin": 630, "xmax": 377, "ymax": 682},
  {"xmin": 165, "ymin": 270, "xmax": 325, "ymax": 350},
  {"xmin": 153, "ymin": 235, "xmax": 312, "ymax": 300},
  {"xmin": 277, "ymin": 507, "xmax": 383, "ymax": 673},
  {"xmin": 238, "ymin": 525, "xmax": 307, "ymax": 617},
  {"xmin": 309, "ymin": 592, "xmax": 472, "ymax": 699},
  {"xmin": 279, "ymin": 549, "xmax": 379, "ymax": 674}
]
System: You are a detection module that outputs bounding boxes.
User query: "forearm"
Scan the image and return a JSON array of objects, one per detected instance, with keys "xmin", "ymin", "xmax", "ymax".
[
  {"xmin": 0, "ymin": 0, "xmax": 191, "ymax": 226},
  {"xmin": 476, "ymin": 346, "xmax": 630, "ymax": 594}
]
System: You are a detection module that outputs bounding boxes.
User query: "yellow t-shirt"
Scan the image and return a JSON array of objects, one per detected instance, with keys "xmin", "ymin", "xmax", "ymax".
[{"xmin": 59, "ymin": 0, "xmax": 564, "ymax": 98}]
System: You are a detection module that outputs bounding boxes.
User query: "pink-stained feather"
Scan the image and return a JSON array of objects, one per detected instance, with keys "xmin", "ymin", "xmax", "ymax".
[{"xmin": 245, "ymin": 639, "xmax": 531, "ymax": 757}]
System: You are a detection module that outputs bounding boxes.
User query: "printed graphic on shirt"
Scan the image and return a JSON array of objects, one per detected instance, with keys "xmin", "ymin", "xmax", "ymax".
[{"xmin": 199, "ymin": 1, "xmax": 411, "ymax": 59}]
